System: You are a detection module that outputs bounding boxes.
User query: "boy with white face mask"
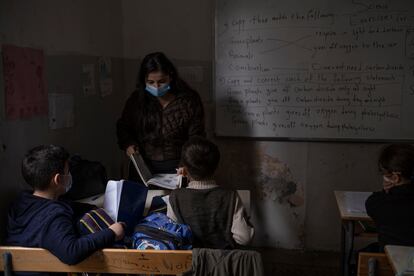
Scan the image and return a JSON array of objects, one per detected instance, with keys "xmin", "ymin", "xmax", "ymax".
[
  {"xmin": 365, "ymin": 143, "xmax": 414, "ymax": 252},
  {"xmin": 6, "ymin": 145, "xmax": 125, "ymax": 273}
]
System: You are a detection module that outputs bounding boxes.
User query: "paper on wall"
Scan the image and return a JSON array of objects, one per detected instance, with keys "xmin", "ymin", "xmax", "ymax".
[
  {"xmin": 2, "ymin": 44, "xmax": 48, "ymax": 120},
  {"xmin": 98, "ymin": 56, "xmax": 112, "ymax": 97},
  {"xmin": 48, "ymin": 93, "xmax": 74, "ymax": 129},
  {"xmin": 81, "ymin": 64, "xmax": 96, "ymax": 96}
]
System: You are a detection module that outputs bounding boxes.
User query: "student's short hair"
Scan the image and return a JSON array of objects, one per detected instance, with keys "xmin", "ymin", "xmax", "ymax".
[
  {"xmin": 181, "ymin": 137, "xmax": 220, "ymax": 181},
  {"xmin": 22, "ymin": 145, "xmax": 69, "ymax": 190},
  {"xmin": 378, "ymin": 143, "xmax": 414, "ymax": 180}
]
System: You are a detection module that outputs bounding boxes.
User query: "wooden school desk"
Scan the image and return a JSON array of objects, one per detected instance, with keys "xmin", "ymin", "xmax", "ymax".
[
  {"xmin": 385, "ymin": 245, "xmax": 414, "ymax": 276},
  {"xmin": 335, "ymin": 190, "xmax": 373, "ymax": 276}
]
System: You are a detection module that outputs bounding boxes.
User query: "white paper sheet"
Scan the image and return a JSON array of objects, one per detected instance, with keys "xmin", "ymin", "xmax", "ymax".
[
  {"xmin": 48, "ymin": 93, "xmax": 74, "ymax": 129},
  {"xmin": 344, "ymin": 191, "xmax": 371, "ymax": 213},
  {"xmin": 82, "ymin": 64, "xmax": 96, "ymax": 96},
  {"xmin": 98, "ymin": 56, "xmax": 112, "ymax": 97},
  {"xmin": 103, "ymin": 180, "xmax": 124, "ymax": 221}
]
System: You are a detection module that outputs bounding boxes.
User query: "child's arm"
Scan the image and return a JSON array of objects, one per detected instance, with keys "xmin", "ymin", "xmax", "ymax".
[
  {"xmin": 365, "ymin": 190, "xmax": 391, "ymax": 225},
  {"xmin": 41, "ymin": 210, "xmax": 116, "ymax": 265},
  {"xmin": 231, "ymin": 194, "xmax": 254, "ymax": 246}
]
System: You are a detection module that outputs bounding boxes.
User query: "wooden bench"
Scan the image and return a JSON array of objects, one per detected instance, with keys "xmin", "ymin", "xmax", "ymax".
[
  {"xmin": 0, "ymin": 246, "xmax": 192, "ymax": 275},
  {"xmin": 0, "ymin": 190, "xmax": 251, "ymax": 275}
]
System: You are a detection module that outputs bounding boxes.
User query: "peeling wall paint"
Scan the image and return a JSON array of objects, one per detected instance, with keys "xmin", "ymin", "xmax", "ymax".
[{"xmin": 215, "ymin": 140, "xmax": 307, "ymax": 249}]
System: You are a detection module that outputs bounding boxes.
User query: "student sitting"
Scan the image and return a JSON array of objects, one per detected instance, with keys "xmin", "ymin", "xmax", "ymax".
[
  {"xmin": 365, "ymin": 143, "xmax": 414, "ymax": 251},
  {"xmin": 6, "ymin": 145, "xmax": 125, "ymax": 270},
  {"xmin": 167, "ymin": 136, "xmax": 254, "ymax": 248}
]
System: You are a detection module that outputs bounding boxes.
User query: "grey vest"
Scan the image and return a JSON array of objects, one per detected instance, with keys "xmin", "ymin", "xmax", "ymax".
[{"xmin": 169, "ymin": 187, "xmax": 236, "ymax": 249}]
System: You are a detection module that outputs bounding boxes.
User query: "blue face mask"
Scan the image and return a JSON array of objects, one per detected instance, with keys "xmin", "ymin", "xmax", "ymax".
[{"xmin": 145, "ymin": 84, "xmax": 171, "ymax": 97}]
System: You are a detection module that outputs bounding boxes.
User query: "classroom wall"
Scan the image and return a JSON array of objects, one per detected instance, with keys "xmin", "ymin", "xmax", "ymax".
[
  {"xmin": 0, "ymin": 0, "xmax": 388, "ymax": 251},
  {"xmin": 121, "ymin": 0, "xmax": 386, "ymax": 251},
  {"xmin": 0, "ymin": 0, "xmax": 126, "ymax": 242}
]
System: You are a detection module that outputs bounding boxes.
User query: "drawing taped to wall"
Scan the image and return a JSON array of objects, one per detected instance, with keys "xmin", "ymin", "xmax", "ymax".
[{"xmin": 2, "ymin": 44, "xmax": 48, "ymax": 120}]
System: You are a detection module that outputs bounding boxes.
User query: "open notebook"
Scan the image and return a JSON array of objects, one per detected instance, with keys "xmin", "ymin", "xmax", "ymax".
[
  {"xmin": 129, "ymin": 152, "xmax": 182, "ymax": 190},
  {"xmin": 344, "ymin": 191, "xmax": 371, "ymax": 213}
]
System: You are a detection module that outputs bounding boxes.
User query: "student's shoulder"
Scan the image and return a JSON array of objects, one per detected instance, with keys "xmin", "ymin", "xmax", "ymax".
[
  {"xmin": 366, "ymin": 190, "xmax": 384, "ymax": 200},
  {"xmin": 169, "ymin": 187, "xmax": 204, "ymax": 198},
  {"xmin": 42, "ymin": 200, "xmax": 73, "ymax": 219},
  {"xmin": 365, "ymin": 190, "xmax": 388, "ymax": 209}
]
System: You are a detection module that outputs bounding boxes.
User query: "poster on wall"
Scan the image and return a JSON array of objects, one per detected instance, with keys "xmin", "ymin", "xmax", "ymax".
[
  {"xmin": 98, "ymin": 56, "xmax": 113, "ymax": 97},
  {"xmin": 2, "ymin": 44, "xmax": 48, "ymax": 120},
  {"xmin": 48, "ymin": 93, "xmax": 74, "ymax": 130},
  {"xmin": 81, "ymin": 64, "xmax": 96, "ymax": 96}
]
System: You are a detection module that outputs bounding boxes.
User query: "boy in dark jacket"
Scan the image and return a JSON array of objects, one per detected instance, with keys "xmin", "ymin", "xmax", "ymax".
[{"xmin": 6, "ymin": 145, "xmax": 125, "ymax": 268}]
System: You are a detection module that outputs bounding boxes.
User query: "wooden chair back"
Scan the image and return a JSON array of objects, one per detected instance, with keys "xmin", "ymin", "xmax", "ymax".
[{"xmin": 357, "ymin": 252, "xmax": 393, "ymax": 276}]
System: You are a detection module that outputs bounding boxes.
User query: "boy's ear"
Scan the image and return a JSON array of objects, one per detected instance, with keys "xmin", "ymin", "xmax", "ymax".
[
  {"xmin": 52, "ymin": 173, "xmax": 61, "ymax": 187},
  {"xmin": 392, "ymin": 173, "xmax": 403, "ymax": 184}
]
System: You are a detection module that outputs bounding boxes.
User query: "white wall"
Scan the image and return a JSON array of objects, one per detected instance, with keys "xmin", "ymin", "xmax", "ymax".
[
  {"xmin": 0, "ymin": 0, "xmax": 125, "ymax": 242},
  {"xmin": 305, "ymin": 143, "xmax": 382, "ymax": 249},
  {"xmin": 0, "ymin": 0, "xmax": 123, "ymax": 56},
  {"xmin": 122, "ymin": 0, "xmax": 213, "ymax": 61}
]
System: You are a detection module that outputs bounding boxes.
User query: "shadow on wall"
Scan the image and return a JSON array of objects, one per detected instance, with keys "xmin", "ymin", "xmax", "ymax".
[
  {"xmin": 211, "ymin": 96, "xmax": 264, "ymax": 244},
  {"xmin": 213, "ymin": 96, "xmax": 306, "ymax": 249},
  {"xmin": 213, "ymin": 96, "xmax": 258, "ymax": 190}
]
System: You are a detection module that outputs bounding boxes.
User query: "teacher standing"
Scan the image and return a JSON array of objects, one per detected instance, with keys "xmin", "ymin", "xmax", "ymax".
[{"xmin": 117, "ymin": 52, "xmax": 205, "ymax": 180}]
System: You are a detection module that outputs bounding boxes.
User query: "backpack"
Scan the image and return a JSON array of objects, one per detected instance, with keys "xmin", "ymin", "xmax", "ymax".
[
  {"xmin": 63, "ymin": 155, "xmax": 107, "ymax": 200},
  {"xmin": 78, "ymin": 208, "xmax": 127, "ymax": 248},
  {"xmin": 78, "ymin": 208, "xmax": 114, "ymax": 235},
  {"xmin": 132, "ymin": 212, "xmax": 192, "ymax": 250}
]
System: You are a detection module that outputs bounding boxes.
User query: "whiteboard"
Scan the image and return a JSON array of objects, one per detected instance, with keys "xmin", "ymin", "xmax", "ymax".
[{"xmin": 215, "ymin": 0, "xmax": 414, "ymax": 140}]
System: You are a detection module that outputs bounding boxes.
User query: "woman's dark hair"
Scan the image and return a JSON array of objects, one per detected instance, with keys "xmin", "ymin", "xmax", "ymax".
[
  {"xmin": 378, "ymin": 143, "xmax": 414, "ymax": 180},
  {"xmin": 181, "ymin": 136, "xmax": 220, "ymax": 181},
  {"xmin": 135, "ymin": 52, "xmax": 195, "ymax": 137},
  {"xmin": 22, "ymin": 145, "xmax": 69, "ymax": 190},
  {"xmin": 137, "ymin": 52, "xmax": 179, "ymax": 90}
]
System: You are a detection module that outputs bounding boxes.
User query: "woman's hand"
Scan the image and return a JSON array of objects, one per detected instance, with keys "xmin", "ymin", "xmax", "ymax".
[
  {"xmin": 176, "ymin": 167, "xmax": 185, "ymax": 176},
  {"xmin": 126, "ymin": 145, "xmax": 137, "ymax": 157},
  {"xmin": 109, "ymin": 222, "xmax": 126, "ymax": 241}
]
